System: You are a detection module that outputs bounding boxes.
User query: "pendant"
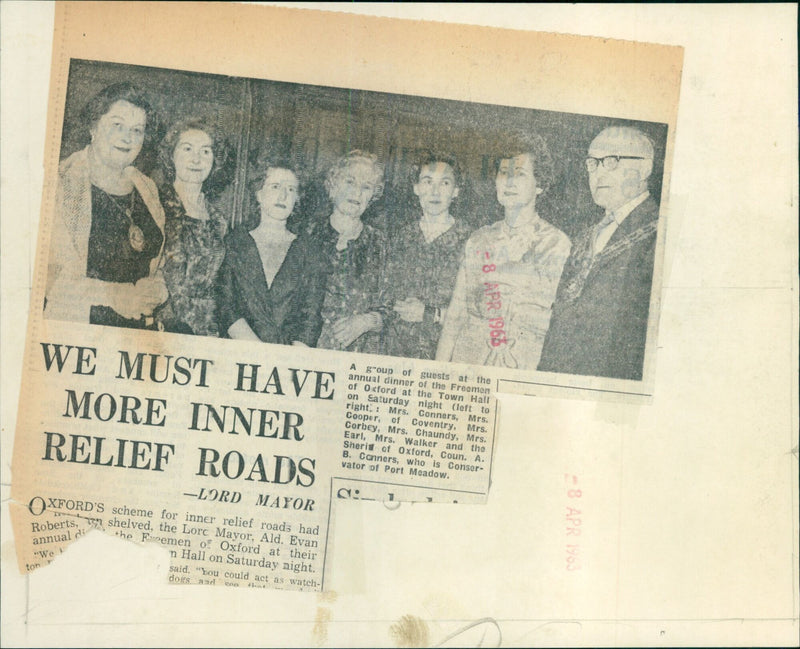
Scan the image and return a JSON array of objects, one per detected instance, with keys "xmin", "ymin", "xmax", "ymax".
[{"xmin": 128, "ymin": 224, "xmax": 146, "ymax": 252}]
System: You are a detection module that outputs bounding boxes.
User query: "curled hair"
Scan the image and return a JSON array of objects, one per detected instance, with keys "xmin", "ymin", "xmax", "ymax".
[
  {"xmin": 247, "ymin": 154, "xmax": 305, "ymax": 198},
  {"xmin": 158, "ymin": 116, "xmax": 230, "ymax": 196},
  {"xmin": 324, "ymin": 150, "xmax": 385, "ymax": 205},
  {"xmin": 245, "ymin": 154, "xmax": 305, "ymax": 231},
  {"xmin": 411, "ymin": 150, "xmax": 463, "ymax": 189},
  {"xmin": 80, "ymin": 82, "xmax": 158, "ymax": 146},
  {"xmin": 494, "ymin": 129, "xmax": 555, "ymax": 193}
]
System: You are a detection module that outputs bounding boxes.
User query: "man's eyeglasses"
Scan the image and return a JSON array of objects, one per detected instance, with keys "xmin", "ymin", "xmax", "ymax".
[{"xmin": 585, "ymin": 155, "xmax": 646, "ymax": 172}]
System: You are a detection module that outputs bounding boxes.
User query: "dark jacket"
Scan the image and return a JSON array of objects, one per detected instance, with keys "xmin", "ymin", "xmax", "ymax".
[{"xmin": 537, "ymin": 196, "xmax": 659, "ymax": 381}]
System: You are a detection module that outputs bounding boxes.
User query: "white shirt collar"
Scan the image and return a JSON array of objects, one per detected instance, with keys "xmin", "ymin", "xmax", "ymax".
[
  {"xmin": 594, "ymin": 191, "xmax": 650, "ymax": 255},
  {"xmin": 607, "ymin": 190, "xmax": 650, "ymax": 225}
]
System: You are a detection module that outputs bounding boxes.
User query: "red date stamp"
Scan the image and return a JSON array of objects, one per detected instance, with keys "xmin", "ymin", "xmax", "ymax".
[
  {"xmin": 565, "ymin": 473, "xmax": 582, "ymax": 571},
  {"xmin": 479, "ymin": 251, "xmax": 507, "ymax": 347}
]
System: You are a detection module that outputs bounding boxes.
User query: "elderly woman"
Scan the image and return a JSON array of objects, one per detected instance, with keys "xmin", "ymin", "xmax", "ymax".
[
  {"xmin": 45, "ymin": 82, "xmax": 167, "ymax": 327},
  {"xmin": 216, "ymin": 158, "xmax": 325, "ymax": 346},
  {"xmin": 312, "ymin": 150, "xmax": 387, "ymax": 353},
  {"xmin": 436, "ymin": 131, "xmax": 571, "ymax": 370},
  {"xmin": 156, "ymin": 117, "xmax": 229, "ymax": 335},
  {"xmin": 384, "ymin": 152, "xmax": 472, "ymax": 359}
]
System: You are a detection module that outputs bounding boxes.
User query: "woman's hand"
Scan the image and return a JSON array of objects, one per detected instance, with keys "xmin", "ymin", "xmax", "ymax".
[
  {"xmin": 332, "ymin": 312, "xmax": 382, "ymax": 348},
  {"xmin": 114, "ymin": 274, "xmax": 168, "ymax": 319},
  {"xmin": 136, "ymin": 273, "xmax": 169, "ymax": 313},
  {"xmin": 228, "ymin": 318, "xmax": 262, "ymax": 341},
  {"xmin": 394, "ymin": 297, "xmax": 425, "ymax": 323}
]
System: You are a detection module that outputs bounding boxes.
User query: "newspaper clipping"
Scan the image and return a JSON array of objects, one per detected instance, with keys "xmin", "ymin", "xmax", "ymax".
[{"xmin": 10, "ymin": 3, "xmax": 681, "ymax": 593}]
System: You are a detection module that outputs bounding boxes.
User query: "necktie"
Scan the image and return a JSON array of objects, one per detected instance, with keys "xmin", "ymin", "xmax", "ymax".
[{"xmin": 593, "ymin": 212, "xmax": 617, "ymax": 255}]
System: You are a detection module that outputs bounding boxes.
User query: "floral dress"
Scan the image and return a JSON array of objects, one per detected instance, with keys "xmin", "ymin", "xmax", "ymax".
[
  {"xmin": 314, "ymin": 222, "xmax": 388, "ymax": 354},
  {"xmin": 157, "ymin": 185, "xmax": 227, "ymax": 336},
  {"xmin": 383, "ymin": 219, "xmax": 472, "ymax": 359}
]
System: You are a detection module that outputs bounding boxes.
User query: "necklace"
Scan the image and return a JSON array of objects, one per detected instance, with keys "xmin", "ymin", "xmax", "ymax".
[{"xmin": 107, "ymin": 190, "xmax": 146, "ymax": 253}]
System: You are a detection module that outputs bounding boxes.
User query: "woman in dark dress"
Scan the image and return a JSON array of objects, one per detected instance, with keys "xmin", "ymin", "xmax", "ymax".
[
  {"xmin": 312, "ymin": 151, "xmax": 388, "ymax": 353},
  {"xmin": 156, "ymin": 117, "xmax": 229, "ymax": 335},
  {"xmin": 384, "ymin": 152, "xmax": 472, "ymax": 359},
  {"xmin": 45, "ymin": 82, "xmax": 168, "ymax": 326},
  {"xmin": 216, "ymin": 160, "xmax": 325, "ymax": 346}
]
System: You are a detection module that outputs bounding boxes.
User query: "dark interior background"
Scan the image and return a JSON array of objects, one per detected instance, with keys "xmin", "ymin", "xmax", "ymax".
[{"xmin": 61, "ymin": 59, "xmax": 668, "ymax": 240}]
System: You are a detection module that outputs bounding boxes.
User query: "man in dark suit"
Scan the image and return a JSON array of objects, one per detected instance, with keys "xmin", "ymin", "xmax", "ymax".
[{"xmin": 538, "ymin": 126, "xmax": 659, "ymax": 381}]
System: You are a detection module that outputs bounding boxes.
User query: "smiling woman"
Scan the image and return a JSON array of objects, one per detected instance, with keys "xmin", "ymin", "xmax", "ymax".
[
  {"xmin": 313, "ymin": 151, "xmax": 389, "ymax": 353},
  {"xmin": 45, "ymin": 82, "xmax": 169, "ymax": 327},
  {"xmin": 436, "ymin": 130, "xmax": 571, "ymax": 370},
  {"xmin": 155, "ymin": 117, "xmax": 230, "ymax": 335}
]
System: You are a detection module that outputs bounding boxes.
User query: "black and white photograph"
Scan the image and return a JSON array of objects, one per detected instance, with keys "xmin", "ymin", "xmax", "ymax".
[
  {"xmin": 46, "ymin": 58, "xmax": 668, "ymax": 382},
  {"xmin": 4, "ymin": 3, "xmax": 795, "ymax": 647}
]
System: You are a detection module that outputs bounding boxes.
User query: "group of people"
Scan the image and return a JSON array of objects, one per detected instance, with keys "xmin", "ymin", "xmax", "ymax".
[{"xmin": 46, "ymin": 82, "xmax": 659, "ymax": 381}]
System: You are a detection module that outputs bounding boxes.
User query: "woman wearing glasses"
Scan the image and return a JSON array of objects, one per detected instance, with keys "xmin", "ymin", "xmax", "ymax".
[{"xmin": 437, "ymin": 130, "xmax": 570, "ymax": 370}]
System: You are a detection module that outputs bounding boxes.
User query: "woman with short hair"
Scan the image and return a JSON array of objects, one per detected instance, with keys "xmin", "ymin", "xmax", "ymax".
[
  {"xmin": 45, "ymin": 82, "xmax": 168, "ymax": 327},
  {"xmin": 156, "ymin": 116, "xmax": 230, "ymax": 335},
  {"xmin": 436, "ymin": 131, "xmax": 571, "ymax": 370},
  {"xmin": 216, "ymin": 158, "xmax": 326, "ymax": 346},
  {"xmin": 313, "ymin": 150, "xmax": 388, "ymax": 353},
  {"xmin": 383, "ymin": 151, "xmax": 472, "ymax": 359}
]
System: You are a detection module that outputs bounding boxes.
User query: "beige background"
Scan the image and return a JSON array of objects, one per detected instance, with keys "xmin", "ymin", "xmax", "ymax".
[{"xmin": 1, "ymin": 2, "xmax": 797, "ymax": 647}]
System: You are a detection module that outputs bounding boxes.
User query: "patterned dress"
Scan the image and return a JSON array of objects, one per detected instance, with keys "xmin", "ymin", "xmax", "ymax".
[
  {"xmin": 383, "ymin": 219, "xmax": 472, "ymax": 359},
  {"xmin": 442, "ymin": 215, "xmax": 570, "ymax": 371},
  {"xmin": 314, "ymin": 222, "xmax": 389, "ymax": 354},
  {"xmin": 157, "ymin": 185, "xmax": 227, "ymax": 336}
]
